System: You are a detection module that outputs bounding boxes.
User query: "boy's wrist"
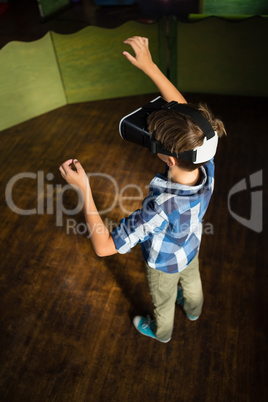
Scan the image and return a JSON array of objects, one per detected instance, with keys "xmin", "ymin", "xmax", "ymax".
[
  {"xmin": 76, "ymin": 182, "xmax": 90, "ymax": 200},
  {"xmin": 144, "ymin": 62, "xmax": 158, "ymax": 77}
]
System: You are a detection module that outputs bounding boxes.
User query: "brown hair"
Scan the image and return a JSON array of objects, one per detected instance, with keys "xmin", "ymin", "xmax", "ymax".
[{"xmin": 147, "ymin": 103, "xmax": 226, "ymax": 171}]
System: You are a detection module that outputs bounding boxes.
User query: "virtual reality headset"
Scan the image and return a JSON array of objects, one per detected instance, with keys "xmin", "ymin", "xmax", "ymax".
[{"xmin": 119, "ymin": 96, "xmax": 218, "ymax": 164}]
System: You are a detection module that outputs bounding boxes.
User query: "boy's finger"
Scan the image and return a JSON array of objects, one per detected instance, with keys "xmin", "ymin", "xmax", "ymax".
[
  {"xmin": 73, "ymin": 159, "xmax": 84, "ymax": 172},
  {"xmin": 63, "ymin": 159, "xmax": 73, "ymax": 165},
  {"xmin": 125, "ymin": 36, "xmax": 147, "ymax": 45},
  {"xmin": 123, "ymin": 51, "xmax": 137, "ymax": 65},
  {"xmin": 60, "ymin": 159, "xmax": 73, "ymax": 171},
  {"xmin": 124, "ymin": 38, "xmax": 142, "ymax": 51},
  {"xmin": 59, "ymin": 159, "xmax": 75, "ymax": 174},
  {"xmin": 59, "ymin": 165, "xmax": 66, "ymax": 176},
  {"xmin": 142, "ymin": 37, "xmax": 149, "ymax": 46}
]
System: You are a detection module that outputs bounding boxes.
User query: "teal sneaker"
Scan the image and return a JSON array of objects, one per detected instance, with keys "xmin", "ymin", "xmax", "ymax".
[
  {"xmin": 186, "ymin": 314, "xmax": 199, "ymax": 321},
  {"xmin": 177, "ymin": 286, "xmax": 199, "ymax": 321},
  {"xmin": 132, "ymin": 315, "xmax": 171, "ymax": 343}
]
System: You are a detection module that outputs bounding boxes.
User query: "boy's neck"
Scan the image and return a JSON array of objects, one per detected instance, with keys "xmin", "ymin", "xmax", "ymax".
[{"xmin": 168, "ymin": 165, "xmax": 200, "ymax": 186}]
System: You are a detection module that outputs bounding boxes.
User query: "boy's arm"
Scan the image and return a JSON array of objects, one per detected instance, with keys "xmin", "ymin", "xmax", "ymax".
[
  {"xmin": 59, "ymin": 160, "xmax": 118, "ymax": 257},
  {"xmin": 123, "ymin": 36, "xmax": 187, "ymax": 104}
]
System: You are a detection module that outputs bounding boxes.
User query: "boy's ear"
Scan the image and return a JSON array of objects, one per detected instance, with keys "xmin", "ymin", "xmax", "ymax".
[{"xmin": 168, "ymin": 156, "xmax": 177, "ymax": 167}]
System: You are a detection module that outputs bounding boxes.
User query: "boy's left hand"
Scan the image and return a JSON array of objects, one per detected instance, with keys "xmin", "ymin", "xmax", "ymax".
[{"xmin": 59, "ymin": 159, "xmax": 89, "ymax": 192}]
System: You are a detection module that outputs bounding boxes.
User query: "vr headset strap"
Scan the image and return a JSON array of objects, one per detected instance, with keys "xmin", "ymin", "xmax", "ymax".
[
  {"xmin": 163, "ymin": 101, "xmax": 215, "ymax": 140},
  {"xmin": 143, "ymin": 135, "xmax": 197, "ymax": 162},
  {"xmin": 142, "ymin": 99, "xmax": 214, "ymax": 140}
]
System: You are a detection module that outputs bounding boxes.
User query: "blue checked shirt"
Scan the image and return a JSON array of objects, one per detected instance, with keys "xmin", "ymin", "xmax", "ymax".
[{"xmin": 112, "ymin": 159, "xmax": 215, "ymax": 273}]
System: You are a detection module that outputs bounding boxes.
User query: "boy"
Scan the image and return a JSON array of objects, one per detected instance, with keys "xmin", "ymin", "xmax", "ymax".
[{"xmin": 59, "ymin": 36, "xmax": 226, "ymax": 343}]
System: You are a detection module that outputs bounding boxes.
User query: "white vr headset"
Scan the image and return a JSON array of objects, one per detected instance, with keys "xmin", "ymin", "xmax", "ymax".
[{"xmin": 119, "ymin": 96, "xmax": 218, "ymax": 164}]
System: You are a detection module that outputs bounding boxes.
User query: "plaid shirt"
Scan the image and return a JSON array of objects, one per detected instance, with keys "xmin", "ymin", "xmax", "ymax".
[{"xmin": 112, "ymin": 159, "xmax": 215, "ymax": 273}]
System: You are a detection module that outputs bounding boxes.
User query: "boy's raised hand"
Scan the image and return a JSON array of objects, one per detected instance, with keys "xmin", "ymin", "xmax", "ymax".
[
  {"xmin": 123, "ymin": 35, "xmax": 187, "ymax": 103},
  {"xmin": 123, "ymin": 36, "xmax": 154, "ymax": 74},
  {"xmin": 59, "ymin": 159, "xmax": 90, "ymax": 193}
]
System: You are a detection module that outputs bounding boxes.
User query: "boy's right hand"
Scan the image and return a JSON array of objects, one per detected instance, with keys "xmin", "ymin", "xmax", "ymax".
[
  {"xmin": 59, "ymin": 159, "xmax": 90, "ymax": 194},
  {"xmin": 123, "ymin": 36, "xmax": 155, "ymax": 75}
]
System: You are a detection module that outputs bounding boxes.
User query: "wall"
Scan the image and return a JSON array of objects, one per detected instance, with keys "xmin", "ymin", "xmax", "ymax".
[
  {"xmin": 176, "ymin": 17, "xmax": 268, "ymax": 96},
  {"xmin": 0, "ymin": 18, "xmax": 267, "ymax": 132}
]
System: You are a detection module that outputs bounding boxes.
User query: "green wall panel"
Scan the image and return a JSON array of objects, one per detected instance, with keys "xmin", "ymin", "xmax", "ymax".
[
  {"xmin": 52, "ymin": 22, "xmax": 159, "ymax": 104},
  {"xmin": 0, "ymin": 33, "xmax": 67, "ymax": 132},
  {"xmin": 176, "ymin": 17, "xmax": 268, "ymax": 96}
]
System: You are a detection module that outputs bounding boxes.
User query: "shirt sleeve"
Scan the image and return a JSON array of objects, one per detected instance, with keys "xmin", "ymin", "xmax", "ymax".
[{"xmin": 112, "ymin": 198, "xmax": 168, "ymax": 254}]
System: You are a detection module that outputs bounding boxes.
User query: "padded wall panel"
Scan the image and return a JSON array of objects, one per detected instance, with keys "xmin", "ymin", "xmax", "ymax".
[
  {"xmin": 0, "ymin": 33, "xmax": 67, "ymax": 132},
  {"xmin": 176, "ymin": 17, "xmax": 268, "ymax": 97},
  {"xmin": 52, "ymin": 22, "xmax": 159, "ymax": 104}
]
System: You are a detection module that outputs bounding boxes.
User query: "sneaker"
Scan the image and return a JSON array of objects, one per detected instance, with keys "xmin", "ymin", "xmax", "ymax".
[
  {"xmin": 186, "ymin": 314, "xmax": 199, "ymax": 321},
  {"xmin": 132, "ymin": 315, "xmax": 171, "ymax": 343},
  {"xmin": 177, "ymin": 286, "xmax": 199, "ymax": 321}
]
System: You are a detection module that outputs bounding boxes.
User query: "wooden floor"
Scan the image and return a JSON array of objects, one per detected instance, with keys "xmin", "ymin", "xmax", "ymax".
[{"xmin": 0, "ymin": 93, "xmax": 267, "ymax": 401}]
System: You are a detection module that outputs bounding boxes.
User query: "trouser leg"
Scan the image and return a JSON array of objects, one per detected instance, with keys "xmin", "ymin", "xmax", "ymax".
[
  {"xmin": 179, "ymin": 253, "xmax": 203, "ymax": 318},
  {"xmin": 146, "ymin": 264, "xmax": 180, "ymax": 341}
]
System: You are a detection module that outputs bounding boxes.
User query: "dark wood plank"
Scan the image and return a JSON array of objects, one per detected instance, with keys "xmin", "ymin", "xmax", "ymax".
[{"xmin": 0, "ymin": 94, "xmax": 267, "ymax": 402}]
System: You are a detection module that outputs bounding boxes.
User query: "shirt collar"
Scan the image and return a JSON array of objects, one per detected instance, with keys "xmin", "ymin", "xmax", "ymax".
[{"xmin": 150, "ymin": 166, "xmax": 207, "ymax": 196}]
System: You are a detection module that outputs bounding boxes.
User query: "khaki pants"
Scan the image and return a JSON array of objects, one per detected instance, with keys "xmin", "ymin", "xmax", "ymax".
[{"xmin": 146, "ymin": 253, "xmax": 203, "ymax": 341}]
